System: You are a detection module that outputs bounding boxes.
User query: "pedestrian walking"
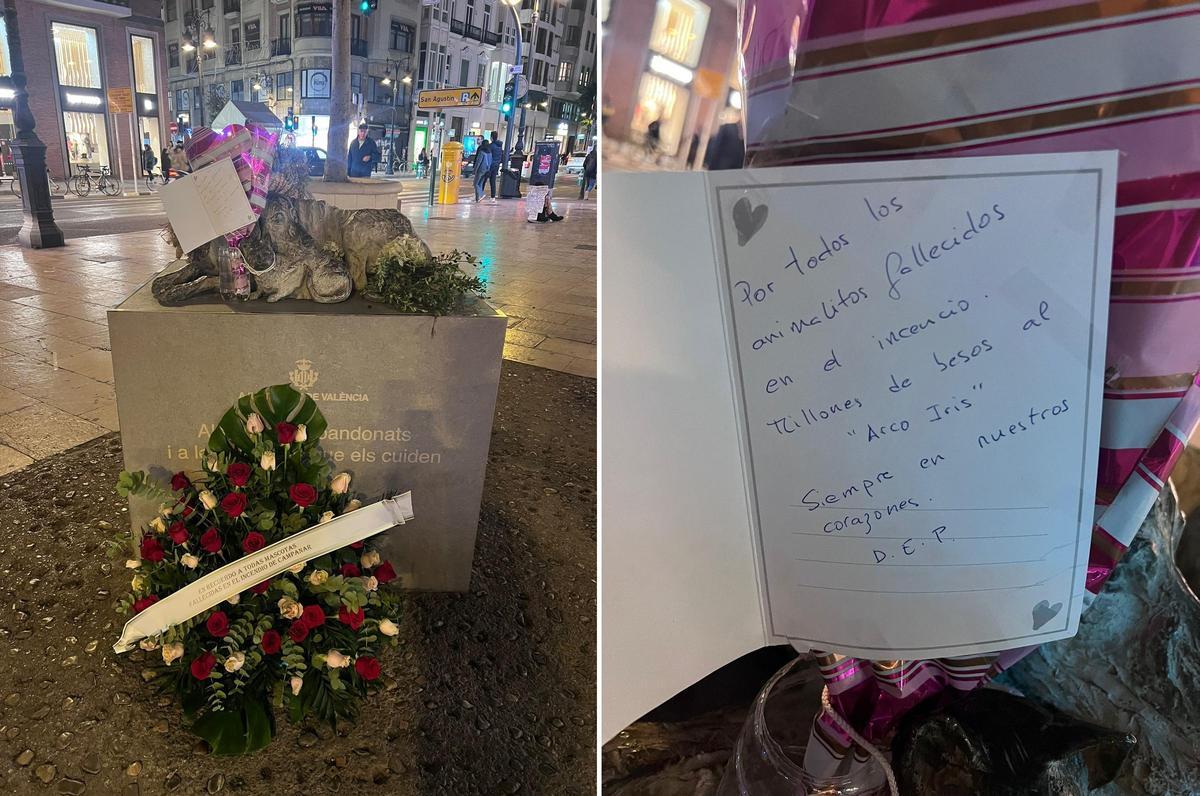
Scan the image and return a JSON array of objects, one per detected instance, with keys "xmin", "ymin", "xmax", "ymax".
[
  {"xmin": 487, "ymin": 131, "xmax": 501, "ymax": 202},
  {"xmin": 579, "ymin": 146, "xmax": 597, "ymax": 200},
  {"xmin": 473, "ymin": 138, "xmax": 493, "ymax": 203},
  {"xmin": 704, "ymin": 110, "xmax": 746, "ymax": 171},
  {"xmin": 417, "ymin": 148, "xmax": 428, "ymax": 178},
  {"xmin": 142, "ymin": 144, "xmax": 157, "ymax": 185},
  {"xmin": 347, "ymin": 124, "xmax": 380, "ymax": 178},
  {"xmin": 160, "ymin": 146, "xmax": 172, "ymax": 183}
]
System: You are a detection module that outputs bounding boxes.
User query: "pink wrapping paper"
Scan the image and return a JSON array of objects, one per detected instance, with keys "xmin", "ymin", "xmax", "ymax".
[{"xmin": 738, "ymin": 0, "xmax": 1200, "ymax": 781}]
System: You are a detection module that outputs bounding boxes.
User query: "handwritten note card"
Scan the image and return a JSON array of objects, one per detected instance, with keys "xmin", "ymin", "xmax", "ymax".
[
  {"xmin": 710, "ymin": 154, "xmax": 1115, "ymax": 657},
  {"xmin": 160, "ymin": 157, "xmax": 257, "ymax": 253}
]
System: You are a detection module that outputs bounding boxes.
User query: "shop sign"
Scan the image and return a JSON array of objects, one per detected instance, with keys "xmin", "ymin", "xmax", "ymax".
[
  {"xmin": 61, "ymin": 87, "xmax": 106, "ymax": 110},
  {"xmin": 648, "ymin": 54, "xmax": 694, "ymax": 86},
  {"xmin": 107, "ymin": 87, "xmax": 134, "ymax": 114},
  {"xmin": 416, "ymin": 87, "xmax": 484, "ymax": 110}
]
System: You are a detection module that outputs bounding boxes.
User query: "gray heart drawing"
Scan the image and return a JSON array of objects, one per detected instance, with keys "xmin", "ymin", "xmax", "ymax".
[
  {"xmin": 1031, "ymin": 599, "xmax": 1063, "ymax": 630},
  {"xmin": 732, "ymin": 197, "xmax": 769, "ymax": 246}
]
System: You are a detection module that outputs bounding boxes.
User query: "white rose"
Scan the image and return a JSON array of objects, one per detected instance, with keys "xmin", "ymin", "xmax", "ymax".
[
  {"xmin": 198, "ymin": 490, "xmax": 218, "ymax": 510},
  {"xmin": 139, "ymin": 637, "xmax": 159, "ymax": 651},
  {"xmin": 379, "ymin": 619, "xmax": 398, "ymax": 637},
  {"xmin": 131, "ymin": 574, "xmax": 147, "ymax": 592},
  {"xmin": 360, "ymin": 550, "xmax": 381, "ymax": 569},
  {"xmin": 325, "ymin": 650, "xmax": 350, "ymax": 668},
  {"xmin": 277, "ymin": 597, "xmax": 302, "ymax": 620},
  {"xmin": 318, "ymin": 511, "xmax": 334, "ymax": 524},
  {"xmin": 125, "ymin": 559, "xmax": 141, "ymax": 570},
  {"xmin": 223, "ymin": 651, "xmax": 246, "ymax": 673},
  {"xmin": 288, "ymin": 561, "xmax": 306, "ymax": 574},
  {"xmin": 227, "ymin": 594, "xmax": 240, "ymax": 606},
  {"xmin": 181, "ymin": 553, "xmax": 199, "ymax": 570},
  {"xmin": 162, "ymin": 642, "xmax": 184, "ymax": 665},
  {"xmin": 149, "ymin": 517, "xmax": 166, "ymax": 534},
  {"xmin": 290, "ymin": 675, "xmax": 304, "ymax": 696},
  {"xmin": 294, "ymin": 424, "xmax": 308, "ymax": 443},
  {"xmin": 206, "ymin": 454, "xmax": 219, "ymax": 471},
  {"xmin": 330, "ymin": 473, "xmax": 351, "ymax": 494},
  {"xmin": 346, "ymin": 499, "xmax": 362, "ymax": 512},
  {"xmin": 260, "ymin": 451, "xmax": 276, "ymax": 471},
  {"xmin": 364, "ymin": 576, "xmax": 379, "ymax": 592},
  {"xmin": 245, "ymin": 413, "xmax": 265, "ymax": 434},
  {"xmin": 308, "ymin": 570, "xmax": 329, "ymax": 586}
]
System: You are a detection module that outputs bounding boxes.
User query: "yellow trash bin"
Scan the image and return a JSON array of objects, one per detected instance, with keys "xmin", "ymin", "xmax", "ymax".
[{"xmin": 438, "ymin": 141, "xmax": 464, "ymax": 204}]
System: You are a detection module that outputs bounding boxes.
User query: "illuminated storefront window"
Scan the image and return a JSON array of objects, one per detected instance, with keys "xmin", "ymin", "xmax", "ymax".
[
  {"xmin": 52, "ymin": 23, "xmax": 103, "ymax": 88},
  {"xmin": 631, "ymin": 72, "xmax": 683, "ymax": 155},
  {"xmin": 53, "ymin": 23, "xmax": 109, "ymax": 173},
  {"xmin": 649, "ymin": 0, "xmax": 709, "ymax": 67},
  {"xmin": 131, "ymin": 36, "xmax": 162, "ymax": 165},
  {"xmin": 63, "ymin": 110, "xmax": 111, "ymax": 171}
]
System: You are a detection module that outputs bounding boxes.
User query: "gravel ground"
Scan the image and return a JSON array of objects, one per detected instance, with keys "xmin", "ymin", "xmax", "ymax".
[{"xmin": 0, "ymin": 360, "xmax": 596, "ymax": 795}]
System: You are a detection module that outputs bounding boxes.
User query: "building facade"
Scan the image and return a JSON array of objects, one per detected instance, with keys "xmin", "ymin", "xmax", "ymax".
[
  {"xmin": 602, "ymin": 0, "xmax": 739, "ymax": 161},
  {"xmin": 0, "ymin": 0, "xmax": 169, "ymax": 181}
]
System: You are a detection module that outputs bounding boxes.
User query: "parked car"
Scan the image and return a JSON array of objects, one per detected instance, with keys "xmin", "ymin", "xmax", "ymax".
[
  {"xmin": 296, "ymin": 146, "xmax": 327, "ymax": 177},
  {"xmin": 562, "ymin": 155, "xmax": 586, "ymax": 175}
]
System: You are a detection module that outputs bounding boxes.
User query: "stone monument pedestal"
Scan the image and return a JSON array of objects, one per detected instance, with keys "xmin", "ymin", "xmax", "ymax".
[{"xmin": 109, "ymin": 282, "xmax": 507, "ymax": 591}]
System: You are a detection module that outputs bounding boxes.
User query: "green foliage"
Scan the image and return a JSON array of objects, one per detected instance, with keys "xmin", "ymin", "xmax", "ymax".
[
  {"xmin": 116, "ymin": 470, "xmax": 172, "ymax": 501},
  {"xmin": 208, "ymin": 384, "xmax": 328, "ymax": 455},
  {"xmin": 192, "ymin": 700, "xmax": 274, "ymax": 755},
  {"xmin": 363, "ymin": 239, "xmax": 487, "ymax": 315}
]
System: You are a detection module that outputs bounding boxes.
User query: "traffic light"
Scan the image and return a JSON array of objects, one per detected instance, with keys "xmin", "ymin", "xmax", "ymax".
[
  {"xmin": 501, "ymin": 79, "xmax": 514, "ymax": 118},
  {"xmin": 283, "ymin": 110, "xmax": 296, "ymax": 132},
  {"xmin": 360, "ymin": 0, "xmax": 377, "ymax": 14}
]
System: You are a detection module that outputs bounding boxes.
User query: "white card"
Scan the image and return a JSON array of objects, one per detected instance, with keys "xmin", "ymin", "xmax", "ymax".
[
  {"xmin": 160, "ymin": 157, "xmax": 257, "ymax": 252},
  {"xmin": 601, "ymin": 152, "xmax": 1116, "ymax": 739}
]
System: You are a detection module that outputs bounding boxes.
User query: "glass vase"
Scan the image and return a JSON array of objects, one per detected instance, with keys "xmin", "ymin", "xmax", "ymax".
[{"xmin": 716, "ymin": 656, "xmax": 888, "ymax": 796}]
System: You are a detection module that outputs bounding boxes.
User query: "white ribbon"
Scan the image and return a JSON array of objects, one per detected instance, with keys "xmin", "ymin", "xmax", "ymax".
[{"xmin": 114, "ymin": 493, "xmax": 413, "ymax": 653}]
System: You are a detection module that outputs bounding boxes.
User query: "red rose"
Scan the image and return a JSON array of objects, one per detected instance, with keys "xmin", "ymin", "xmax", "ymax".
[
  {"xmin": 338, "ymin": 606, "xmax": 365, "ymax": 630},
  {"xmin": 170, "ymin": 471, "xmax": 191, "ymax": 491},
  {"xmin": 221, "ymin": 492, "xmax": 248, "ymax": 518},
  {"xmin": 350, "ymin": 541, "xmax": 364, "ymax": 550},
  {"xmin": 287, "ymin": 621, "xmax": 308, "ymax": 642},
  {"xmin": 275, "ymin": 422, "xmax": 298, "ymax": 444},
  {"xmin": 260, "ymin": 629, "xmax": 282, "ymax": 654},
  {"xmin": 190, "ymin": 651, "xmax": 217, "ymax": 680},
  {"xmin": 132, "ymin": 595, "xmax": 159, "ymax": 614},
  {"xmin": 301, "ymin": 605, "xmax": 325, "ymax": 629},
  {"xmin": 226, "ymin": 462, "xmax": 252, "ymax": 487},
  {"xmin": 200, "ymin": 528, "xmax": 221, "ymax": 554},
  {"xmin": 289, "ymin": 483, "xmax": 317, "ymax": 508},
  {"xmin": 340, "ymin": 563, "xmax": 361, "ymax": 578},
  {"xmin": 139, "ymin": 535, "xmax": 165, "ymax": 563},
  {"xmin": 242, "ymin": 532, "xmax": 266, "ymax": 554},
  {"xmin": 167, "ymin": 521, "xmax": 189, "ymax": 545},
  {"xmin": 206, "ymin": 610, "xmax": 230, "ymax": 638},
  {"xmin": 373, "ymin": 561, "xmax": 397, "ymax": 584},
  {"xmin": 250, "ymin": 580, "xmax": 271, "ymax": 595},
  {"xmin": 354, "ymin": 656, "xmax": 381, "ymax": 681}
]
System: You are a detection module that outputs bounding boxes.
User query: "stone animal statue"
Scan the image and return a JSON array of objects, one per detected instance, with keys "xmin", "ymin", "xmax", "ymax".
[{"xmin": 152, "ymin": 194, "xmax": 430, "ymax": 305}]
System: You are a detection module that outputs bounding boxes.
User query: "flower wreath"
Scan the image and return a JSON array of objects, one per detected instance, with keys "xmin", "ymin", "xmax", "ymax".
[{"xmin": 111, "ymin": 385, "xmax": 402, "ymax": 754}]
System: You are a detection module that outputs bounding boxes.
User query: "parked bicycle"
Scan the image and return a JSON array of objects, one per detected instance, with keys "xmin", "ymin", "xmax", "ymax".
[
  {"xmin": 9, "ymin": 169, "xmax": 66, "ymax": 198},
  {"xmin": 71, "ymin": 164, "xmax": 120, "ymax": 198}
]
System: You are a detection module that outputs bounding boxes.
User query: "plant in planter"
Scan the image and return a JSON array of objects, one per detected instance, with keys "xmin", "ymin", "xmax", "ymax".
[{"xmin": 110, "ymin": 385, "xmax": 403, "ymax": 754}]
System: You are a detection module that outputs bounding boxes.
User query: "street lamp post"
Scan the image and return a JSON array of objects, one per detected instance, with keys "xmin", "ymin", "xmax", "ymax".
[
  {"xmin": 181, "ymin": 10, "xmax": 218, "ymax": 127},
  {"xmin": 381, "ymin": 58, "xmax": 412, "ymax": 175},
  {"xmin": 2, "ymin": 0, "xmax": 63, "ymax": 248}
]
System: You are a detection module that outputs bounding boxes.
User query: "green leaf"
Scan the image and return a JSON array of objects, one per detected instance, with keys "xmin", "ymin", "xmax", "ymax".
[
  {"xmin": 191, "ymin": 701, "xmax": 275, "ymax": 756},
  {"xmin": 209, "ymin": 385, "xmax": 327, "ymax": 454}
]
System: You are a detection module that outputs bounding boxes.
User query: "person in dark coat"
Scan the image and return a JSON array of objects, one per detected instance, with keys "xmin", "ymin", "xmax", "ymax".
[
  {"xmin": 472, "ymin": 138, "xmax": 493, "ymax": 202},
  {"xmin": 347, "ymin": 124, "xmax": 380, "ymax": 177},
  {"xmin": 142, "ymin": 144, "xmax": 157, "ymax": 184},
  {"xmin": 579, "ymin": 146, "xmax": 597, "ymax": 199},
  {"xmin": 160, "ymin": 146, "xmax": 172, "ymax": 182},
  {"xmin": 704, "ymin": 118, "xmax": 745, "ymax": 171}
]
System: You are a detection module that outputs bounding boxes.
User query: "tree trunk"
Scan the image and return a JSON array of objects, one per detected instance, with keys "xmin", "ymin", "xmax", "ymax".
[{"xmin": 324, "ymin": 0, "xmax": 352, "ymax": 183}]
